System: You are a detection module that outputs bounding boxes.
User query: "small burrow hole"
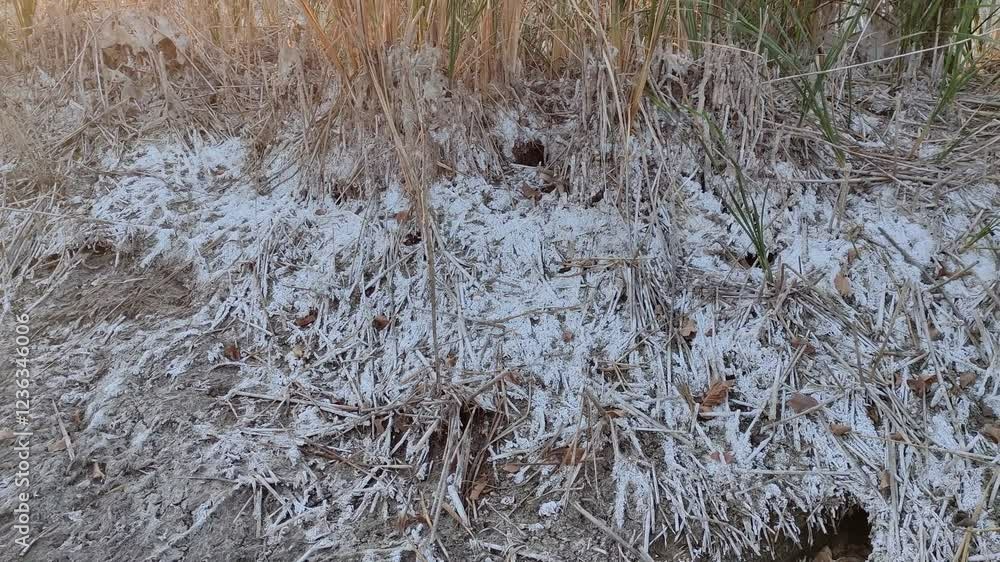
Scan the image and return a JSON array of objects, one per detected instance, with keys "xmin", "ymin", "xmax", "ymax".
[
  {"xmin": 763, "ymin": 504, "xmax": 872, "ymax": 562},
  {"xmin": 825, "ymin": 506, "xmax": 873, "ymax": 560},
  {"xmin": 740, "ymin": 250, "xmax": 779, "ymax": 271},
  {"xmin": 512, "ymin": 139, "xmax": 545, "ymax": 167}
]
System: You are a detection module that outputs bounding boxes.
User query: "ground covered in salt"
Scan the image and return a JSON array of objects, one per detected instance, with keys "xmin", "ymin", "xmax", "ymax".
[{"xmin": 2, "ymin": 54, "xmax": 999, "ymax": 562}]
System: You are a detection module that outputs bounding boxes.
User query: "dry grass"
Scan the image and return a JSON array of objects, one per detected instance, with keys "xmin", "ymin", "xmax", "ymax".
[
  {"xmin": 2, "ymin": 1, "xmax": 997, "ymax": 206},
  {"xmin": 3, "ymin": 1, "xmax": 997, "ymax": 98},
  {"xmin": 0, "ymin": 3, "xmax": 995, "ymax": 200}
]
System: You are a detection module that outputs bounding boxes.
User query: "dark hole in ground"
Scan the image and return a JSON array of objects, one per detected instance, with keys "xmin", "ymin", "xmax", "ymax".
[
  {"xmin": 742, "ymin": 251, "xmax": 779, "ymax": 271},
  {"xmin": 403, "ymin": 231, "xmax": 422, "ymax": 246},
  {"xmin": 819, "ymin": 506, "xmax": 873, "ymax": 561},
  {"xmin": 765, "ymin": 505, "xmax": 873, "ymax": 562},
  {"xmin": 512, "ymin": 139, "xmax": 545, "ymax": 166}
]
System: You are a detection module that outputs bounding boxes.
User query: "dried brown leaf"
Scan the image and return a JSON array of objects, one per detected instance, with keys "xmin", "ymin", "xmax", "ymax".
[
  {"xmin": 829, "ymin": 423, "xmax": 852, "ymax": 436},
  {"xmin": 787, "ymin": 392, "xmax": 820, "ymax": 414},
  {"xmin": 520, "ymin": 185, "xmax": 542, "ymax": 201},
  {"xmin": 834, "ymin": 270, "xmax": 852, "ymax": 298},
  {"xmin": 501, "ymin": 463, "xmax": 521, "ymax": 473},
  {"xmin": 223, "ymin": 342, "xmax": 241, "ymax": 361},
  {"xmin": 709, "ymin": 451, "xmax": 734, "ymax": 464},
  {"xmin": 294, "ymin": 310, "xmax": 317, "ymax": 328},
  {"xmin": 984, "ymin": 403, "xmax": 997, "ymax": 419},
  {"xmin": 958, "ymin": 372, "xmax": 977, "ymax": 389},
  {"xmin": 549, "ymin": 446, "xmax": 587, "ymax": 465},
  {"xmin": 906, "ymin": 375, "xmax": 936, "ymax": 395},
  {"xmin": 373, "ymin": 314, "xmax": 390, "ymax": 331},
  {"xmin": 928, "ymin": 322, "xmax": 942, "ymax": 340},
  {"xmin": 878, "ymin": 470, "xmax": 891, "ymax": 492},
  {"xmin": 679, "ymin": 316, "xmax": 697, "ymax": 339},
  {"xmin": 469, "ymin": 478, "xmax": 490, "ymax": 502},
  {"xmin": 982, "ymin": 424, "xmax": 1000, "ymax": 443},
  {"xmin": 396, "ymin": 514, "xmax": 430, "ymax": 531},
  {"xmin": 676, "ymin": 383, "xmax": 695, "ymax": 409},
  {"xmin": 791, "ymin": 336, "xmax": 816, "ymax": 355},
  {"xmin": 700, "ymin": 380, "xmax": 733, "ymax": 411},
  {"xmin": 866, "ymin": 404, "xmax": 881, "ymax": 425},
  {"xmin": 502, "ymin": 370, "xmax": 522, "ymax": 384}
]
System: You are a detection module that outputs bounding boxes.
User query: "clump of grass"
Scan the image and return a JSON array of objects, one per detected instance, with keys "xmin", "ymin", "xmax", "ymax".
[
  {"xmin": 689, "ymin": 107, "xmax": 773, "ymax": 282},
  {"xmin": 722, "ymin": 1, "xmax": 868, "ymax": 160},
  {"xmin": 902, "ymin": 0, "xmax": 1000, "ymax": 155},
  {"xmin": 963, "ymin": 216, "xmax": 999, "ymax": 251},
  {"xmin": 666, "ymin": 0, "xmax": 998, "ymax": 161}
]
